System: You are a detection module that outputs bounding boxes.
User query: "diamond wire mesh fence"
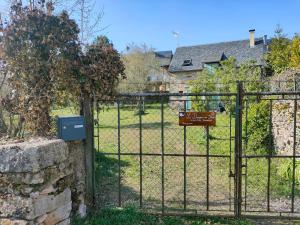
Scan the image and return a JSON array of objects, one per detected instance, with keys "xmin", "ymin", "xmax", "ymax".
[
  {"xmin": 93, "ymin": 89, "xmax": 300, "ymax": 218},
  {"xmin": 93, "ymin": 94, "xmax": 236, "ymax": 215},
  {"xmin": 241, "ymin": 95, "xmax": 300, "ymax": 217}
]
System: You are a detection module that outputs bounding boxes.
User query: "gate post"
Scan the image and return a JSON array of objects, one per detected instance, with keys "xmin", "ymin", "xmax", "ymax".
[
  {"xmin": 234, "ymin": 81, "xmax": 243, "ymax": 218},
  {"xmin": 81, "ymin": 92, "xmax": 95, "ymax": 209}
]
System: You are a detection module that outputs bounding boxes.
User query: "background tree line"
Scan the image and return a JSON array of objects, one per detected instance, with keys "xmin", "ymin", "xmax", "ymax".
[{"xmin": 265, "ymin": 25, "xmax": 300, "ymax": 74}]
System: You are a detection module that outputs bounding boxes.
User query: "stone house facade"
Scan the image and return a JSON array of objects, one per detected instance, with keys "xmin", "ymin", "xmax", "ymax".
[
  {"xmin": 168, "ymin": 30, "xmax": 269, "ymax": 93},
  {"xmin": 162, "ymin": 29, "xmax": 270, "ymax": 110}
]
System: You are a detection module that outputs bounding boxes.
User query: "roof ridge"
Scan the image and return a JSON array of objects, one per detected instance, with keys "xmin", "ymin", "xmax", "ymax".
[{"xmin": 176, "ymin": 37, "xmax": 264, "ymax": 50}]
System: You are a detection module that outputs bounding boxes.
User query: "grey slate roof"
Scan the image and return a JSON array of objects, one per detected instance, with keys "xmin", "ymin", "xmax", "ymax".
[
  {"xmin": 155, "ymin": 50, "xmax": 173, "ymax": 67},
  {"xmin": 169, "ymin": 38, "xmax": 268, "ymax": 73}
]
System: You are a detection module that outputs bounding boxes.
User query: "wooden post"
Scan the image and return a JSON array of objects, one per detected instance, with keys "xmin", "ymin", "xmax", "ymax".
[{"xmin": 82, "ymin": 92, "xmax": 95, "ymax": 208}]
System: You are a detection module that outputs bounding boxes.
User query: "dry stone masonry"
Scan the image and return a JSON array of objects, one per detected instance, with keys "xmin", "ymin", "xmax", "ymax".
[
  {"xmin": 272, "ymin": 100, "xmax": 300, "ymax": 155},
  {"xmin": 0, "ymin": 139, "xmax": 86, "ymax": 225}
]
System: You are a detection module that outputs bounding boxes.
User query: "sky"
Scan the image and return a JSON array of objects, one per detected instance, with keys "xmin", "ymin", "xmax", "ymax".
[{"xmin": 1, "ymin": 0, "xmax": 300, "ymax": 52}]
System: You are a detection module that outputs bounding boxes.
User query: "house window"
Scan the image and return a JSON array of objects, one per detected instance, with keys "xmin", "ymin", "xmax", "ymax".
[
  {"xmin": 182, "ymin": 59, "xmax": 192, "ymax": 66},
  {"xmin": 203, "ymin": 62, "xmax": 219, "ymax": 73}
]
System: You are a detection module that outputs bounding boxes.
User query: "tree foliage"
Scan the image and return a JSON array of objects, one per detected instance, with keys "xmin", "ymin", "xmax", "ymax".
[
  {"xmin": 3, "ymin": 4, "xmax": 80, "ymax": 136},
  {"xmin": 245, "ymin": 100, "xmax": 273, "ymax": 155},
  {"xmin": 81, "ymin": 36, "xmax": 125, "ymax": 98},
  {"xmin": 289, "ymin": 35, "xmax": 300, "ymax": 69},
  {"xmin": 190, "ymin": 57, "xmax": 262, "ymax": 111},
  {"xmin": 119, "ymin": 44, "xmax": 160, "ymax": 93},
  {"xmin": 191, "ymin": 57, "xmax": 262, "ymax": 93},
  {"xmin": 1, "ymin": 2, "xmax": 125, "ymax": 137},
  {"xmin": 265, "ymin": 26, "xmax": 300, "ymax": 74}
]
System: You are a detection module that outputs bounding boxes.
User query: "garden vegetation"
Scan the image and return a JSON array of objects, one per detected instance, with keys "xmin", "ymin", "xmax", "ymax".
[{"xmin": 0, "ymin": 1, "xmax": 125, "ymax": 137}]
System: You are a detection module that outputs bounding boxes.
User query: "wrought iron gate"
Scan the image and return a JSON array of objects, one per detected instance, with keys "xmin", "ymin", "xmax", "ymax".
[{"xmin": 89, "ymin": 82, "xmax": 300, "ymax": 219}]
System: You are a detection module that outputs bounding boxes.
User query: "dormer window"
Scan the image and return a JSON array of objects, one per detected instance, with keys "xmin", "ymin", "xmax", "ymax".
[{"xmin": 182, "ymin": 59, "xmax": 192, "ymax": 66}]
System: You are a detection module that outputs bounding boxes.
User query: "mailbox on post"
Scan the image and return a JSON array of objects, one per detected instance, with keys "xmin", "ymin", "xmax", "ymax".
[{"xmin": 57, "ymin": 116, "xmax": 86, "ymax": 141}]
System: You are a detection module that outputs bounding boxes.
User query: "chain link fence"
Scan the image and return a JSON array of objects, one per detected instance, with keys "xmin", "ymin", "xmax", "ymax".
[{"xmin": 93, "ymin": 90, "xmax": 300, "ymax": 219}]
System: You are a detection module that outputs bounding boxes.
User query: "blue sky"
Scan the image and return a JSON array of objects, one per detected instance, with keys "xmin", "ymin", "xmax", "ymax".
[
  {"xmin": 1, "ymin": 0, "xmax": 299, "ymax": 52},
  {"xmin": 96, "ymin": 0, "xmax": 300, "ymax": 52}
]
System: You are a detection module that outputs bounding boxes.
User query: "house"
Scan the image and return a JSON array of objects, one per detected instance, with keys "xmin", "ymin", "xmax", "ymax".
[
  {"xmin": 161, "ymin": 29, "xmax": 270, "ymax": 110},
  {"xmin": 145, "ymin": 50, "xmax": 173, "ymax": 92},
  {"xmin": 168, "ymin": 29, "xmax": 269, "ymax": 94}
]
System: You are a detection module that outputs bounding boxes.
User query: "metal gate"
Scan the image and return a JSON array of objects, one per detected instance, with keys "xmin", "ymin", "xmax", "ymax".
[{"xmin": 90, "ymin": 82, "xmax": 300, "ymax": 219}]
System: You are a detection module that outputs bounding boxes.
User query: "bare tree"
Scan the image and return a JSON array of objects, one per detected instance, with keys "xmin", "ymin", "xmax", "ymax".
[
  {"xmin": 119, "ymin": 44, "xmax": 161, "ymax": 93},
  {"xmin": 70, "ymin": 0, "xmax": 105, "ymax": 46},
  {"xmin": 0, "ymin": 0, "xmax": 105, "ymax": 45}
]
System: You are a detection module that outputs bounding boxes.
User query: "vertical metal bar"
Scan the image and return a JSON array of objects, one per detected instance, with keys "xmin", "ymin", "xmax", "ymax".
[
  {"xmin": 245, "ymin": 100, "xmax": 249, "ymax": 154},
  {"xmin": 291, "ymin": 99, "xmax": 297, "ymax": 213},
  {"xmin": 244, "ymin": 99, "xmax": 249, "ymax": 212},
  {"xmin": 206, "ymin": 99, "xmax": 210, "ymax": 211},
  {"xmin": 206, "ymin": 125, "xmax": 210, "ymax": 211},
  {"xmin": 139, "ymin": 97, "xmax": 143, "ymax": 208},
  {"xmin": 96, "ymin": 101, "xmax": 100, "ymax": 195},
  {"xmin": 244, "ymin": 158, "xmax": 248, "ymax": 212},
  {"xmin": 229, "ymin": 109, "xmax": 232, "ymax": 211},
  {"xmin": 161, "ymin": 97, "xmax": 165, "ymax": 214},
  {"xmin": 267, "ymin": 100, "xmax": 273, "ymax": 212},
  {"xmin": 183, "ymin": 100, "xmax": 187, "ymax": 210},
  {"xmin": 117, "ymin": 100, "xmax": 121, "ymax": 207},
  {"xmin": 97, "ymin": 101, "xmax": 100, "ymax": 152},
  {"xmin": 234, "ymin": 81, "xmax": 243, "ymax": 218},
  {"xmin": 92, "ymin": 98, "xmax": 96, "ymax": 206}
]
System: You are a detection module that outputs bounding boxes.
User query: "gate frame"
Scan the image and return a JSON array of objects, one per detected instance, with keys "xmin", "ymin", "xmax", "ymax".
[
  {"xmin": 86, "ymin": 82, "xmax": 300, "ymax": 219},
  {"xmin": 234, "ymin": 81, "xmax": 243, "ymax": 218}
]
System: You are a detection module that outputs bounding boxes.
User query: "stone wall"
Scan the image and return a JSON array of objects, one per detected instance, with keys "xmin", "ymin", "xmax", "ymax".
[
  {"xmin": 67, "ymin": 142, "xmax": 86, "ymax": 217},
  {"xmin": 0, "ymin": 139, "xmax": 86, "ymax": 225},
  {"xmin": 272, "ymin": 100, "xmax": 300, "ymax": 155}
]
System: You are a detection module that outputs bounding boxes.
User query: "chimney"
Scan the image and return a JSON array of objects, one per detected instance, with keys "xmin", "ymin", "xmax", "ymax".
[
  {"xmin": 263, "ymin": 35, "xmax": 267, "ymax": 45},
  {"xmin": 249, "ymin": 29, "xmax": 255, "ymax": 48}
]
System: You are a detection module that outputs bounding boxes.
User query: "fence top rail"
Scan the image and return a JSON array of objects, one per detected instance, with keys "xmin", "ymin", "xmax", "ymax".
[
  {"xmin": 116, "ymin": 92, "xmax": 237, "ymax": 97},
  {"xmin": 93, "ymin": 90, "xmax": 300, "ymax": 100},
  {"xmin": 244, "ymin": 91, "xmax": 300, "ymax": 96}
]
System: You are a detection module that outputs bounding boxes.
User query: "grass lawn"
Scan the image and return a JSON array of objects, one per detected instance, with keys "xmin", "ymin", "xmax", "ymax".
[
  {"xmin": 71, "ymin": 206, "xmax": 253, "ymax": 225},
  {"xmin": 95, "ymin": 102, "xmax": 234, "ymax": 213},
  {"xmin": 93, "ymin": 100, "xmax": 300, "ymax": 214},
  {"xmin": 52, "ymin": 100, "xmax": 300, "ymax": 214}
]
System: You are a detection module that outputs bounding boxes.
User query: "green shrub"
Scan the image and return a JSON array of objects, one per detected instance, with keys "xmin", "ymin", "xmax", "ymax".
[
  {"xmin": 269, "ymin": 160, "xmax": 300, "ymax": 197},
  {"xmin": 277, "ymin": 160, "xmax": 300, "ymax": 184},
  {"xmin": 245, "ymin": 101, "xmax": 273, "ymax": 155}
]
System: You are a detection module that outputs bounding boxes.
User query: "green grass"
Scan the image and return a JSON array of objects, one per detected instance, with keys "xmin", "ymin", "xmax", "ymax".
[
  {"xmin": 94, "ymin": 103, "xmax": 234, "ymax": 212},
  {"xmin": 71, "ymin": 206, "xmax": 253, "ymax": 225},
  {"xmin": 52, "ymin": 102, "xmax": 300, "ymax": 213}
]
